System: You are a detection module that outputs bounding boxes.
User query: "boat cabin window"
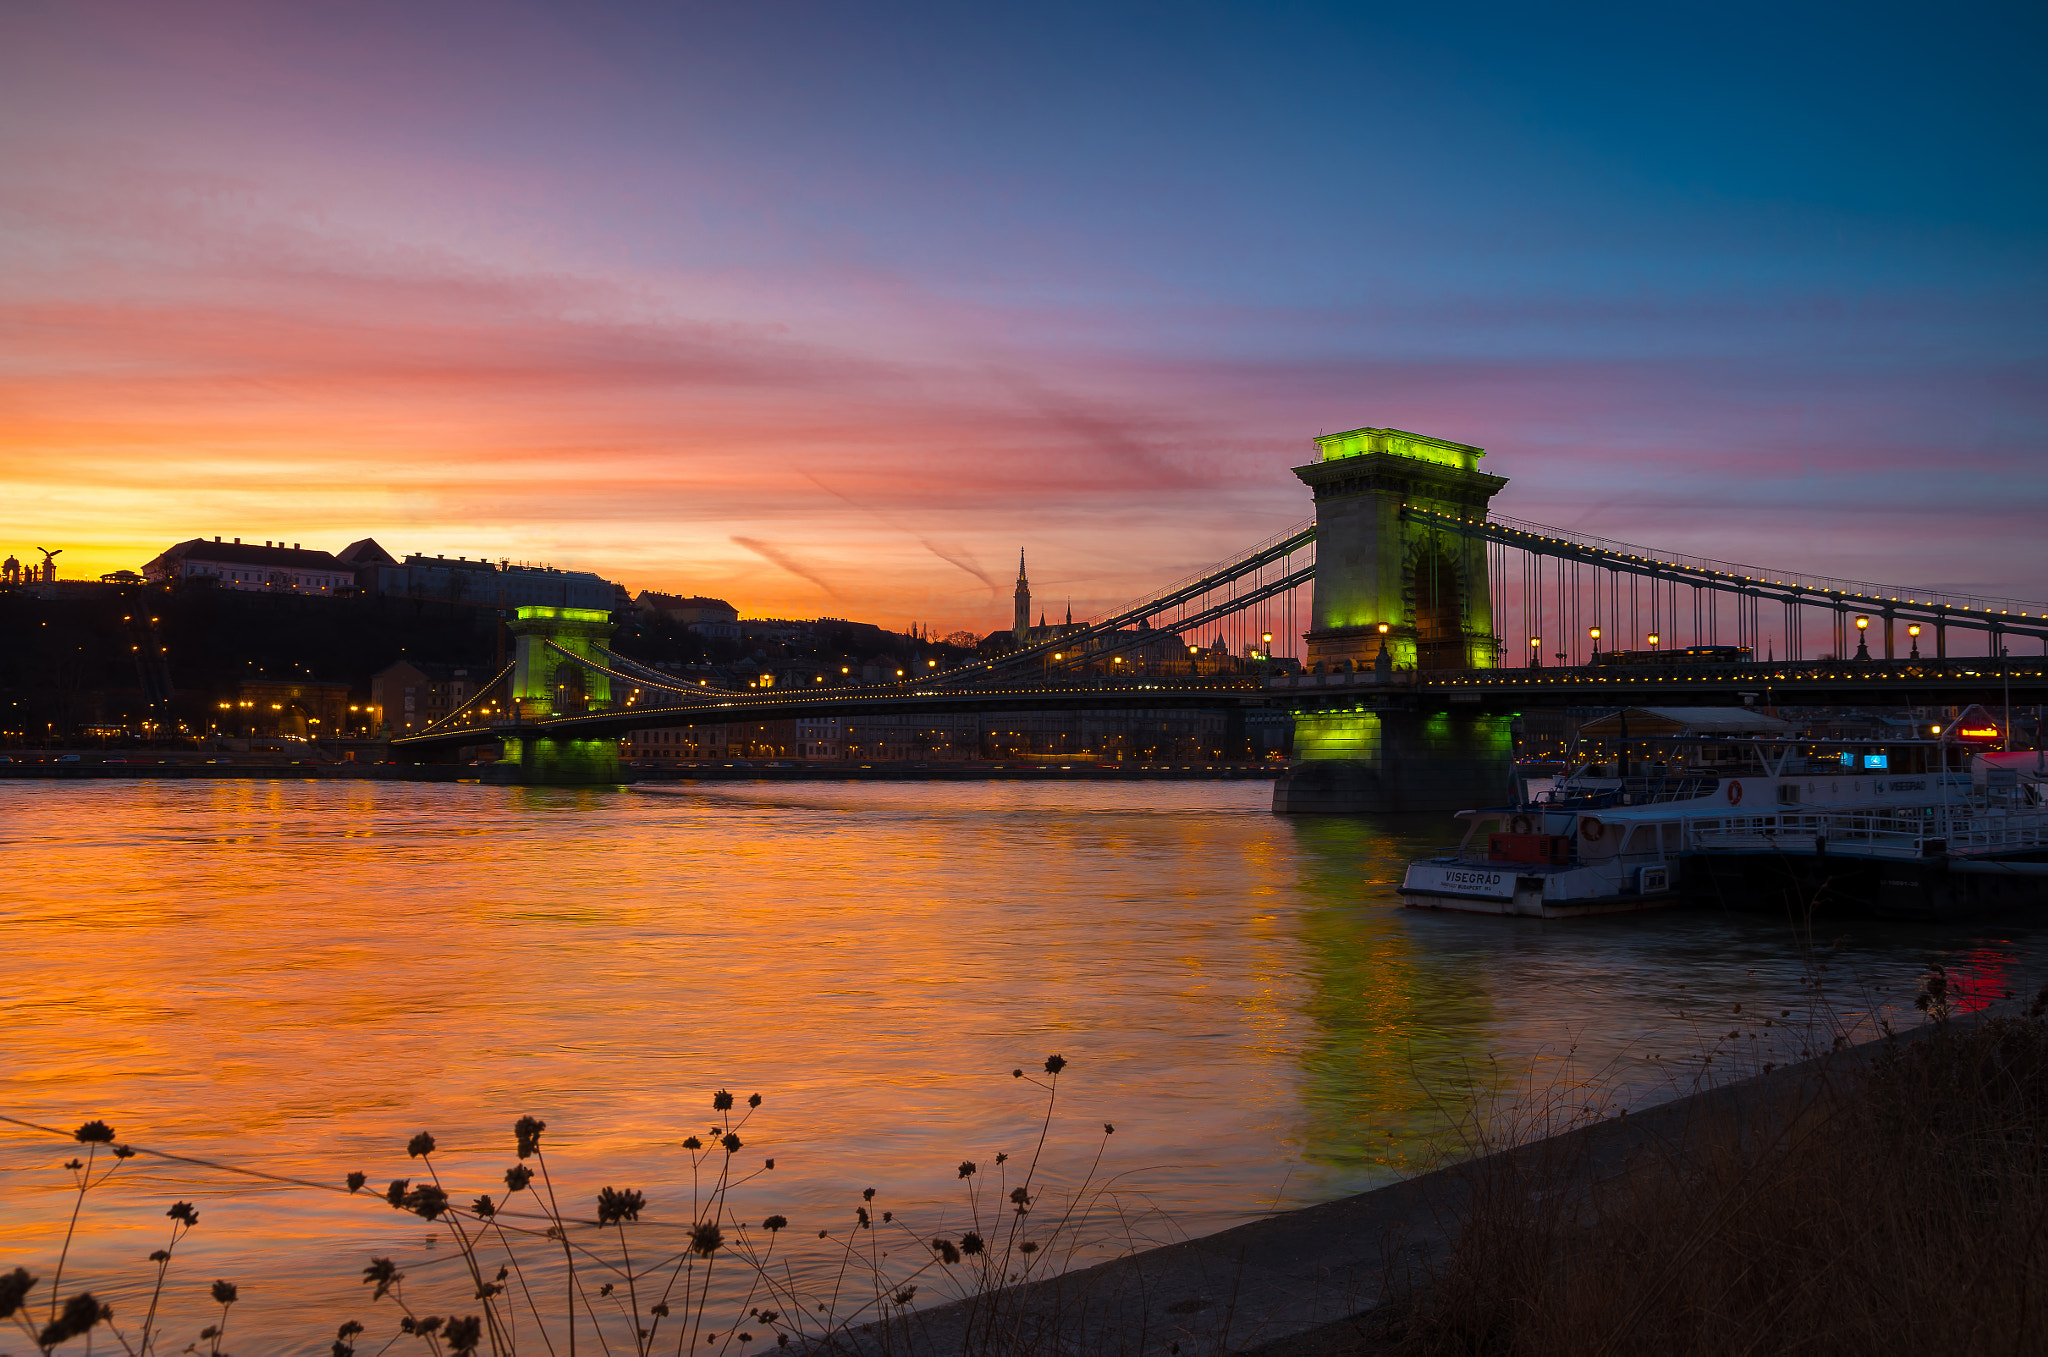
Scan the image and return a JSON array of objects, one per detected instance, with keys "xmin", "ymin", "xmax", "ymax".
[
  {"xmin": 1622, "ymin": 824, "xmax": 1660, "ymax": 855},
  {"xmin": 1799, "ymin": 745, "xmax": 1929, "ymax": 775}
]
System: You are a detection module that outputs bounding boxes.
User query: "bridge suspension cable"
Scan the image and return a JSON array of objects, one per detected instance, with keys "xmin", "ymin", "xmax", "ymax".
[
  {"xmin": 408, "ymin": 661, "xmax": 515, "ymax": 738},
  {"xmin": 1410, "ymin": 506, "xmax": 2048, "ymax": 662},
  {"xmin": 958, "ymin": 516, "xmax": 1317, "ymax": 682},
  {"xmin": 546, "ymin": 641, "xmax": 738, "ymax": 711}
]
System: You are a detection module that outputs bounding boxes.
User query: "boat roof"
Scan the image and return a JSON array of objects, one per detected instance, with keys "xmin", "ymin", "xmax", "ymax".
[{"xmin": 1575, "ymin": 707, "xmax": 1797, "ymax": 736}]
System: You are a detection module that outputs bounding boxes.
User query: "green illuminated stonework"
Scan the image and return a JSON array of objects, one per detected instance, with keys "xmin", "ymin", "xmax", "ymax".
[
  {"xmin": 1312, "ymin": 427, "xmax": 1484, "ymax": 472},
  {"xmin": 1295, "ymin": 426, "xmax": 1506, "ymax": 672},
  {"xmin": 490, "ymin": 605, "xmax": 624, "ymax": 783},
  {"xmin": 1277, "ymin": 708, "xmax": 1512, "ymax": 813},
  {"xmin": 1292, "ymin": 710, "xmax": 1384, "ymax": 762},
  {"xmin": 509, "ymin": 606, "xmax": 617, "ymax": 716},
  {"xmin": 500, "ymin": 736, "xmax": 622, "ymax": 786}
]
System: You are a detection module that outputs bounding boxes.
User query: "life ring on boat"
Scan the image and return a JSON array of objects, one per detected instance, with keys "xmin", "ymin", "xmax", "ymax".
[
  {"xmin": 1509, "ymin": 814, "xmax": 1535, "ymax": 835},
  {"xmin": 1727, "ymin": 780, "xmax": 1744, "ymax": 806},
  {"xmin": 1580, "ymin": 817, "xmax": 1605, "ymax": 843}
]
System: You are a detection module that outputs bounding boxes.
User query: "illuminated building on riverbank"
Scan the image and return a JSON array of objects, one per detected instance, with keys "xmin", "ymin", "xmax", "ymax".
[{"xmin": 621, "ymin": 707, "xmax": 1244, "ymax": 764}]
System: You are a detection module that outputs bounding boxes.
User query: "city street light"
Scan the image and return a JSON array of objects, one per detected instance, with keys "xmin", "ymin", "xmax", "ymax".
[
  {"xmin": 1529, "ymin": 636, "xmax": 1541, "ymax": 668},
  {"xmin": 1647, "ymin": 633, "xmax": 1660, "ymax": 650},
  {"xmin": 1855, "ymin": 614, "xmax": 1871, "ymax": 661},
  {"xmin": 1908, "ymin": 622, "xmax": 1922, "ymax": 660}
]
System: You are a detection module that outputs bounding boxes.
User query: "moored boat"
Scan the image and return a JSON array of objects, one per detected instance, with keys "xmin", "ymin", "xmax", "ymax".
[{"xmin": 1398, "ymin": 734, "xmax": 2027, "ymax": 918}]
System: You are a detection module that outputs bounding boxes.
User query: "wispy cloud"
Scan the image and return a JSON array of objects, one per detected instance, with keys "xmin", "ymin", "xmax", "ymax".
[
  {"xmin": 1, "ymin": 3, "xmax": 2042, "ymax": 622},
  {"xmin": 730, "ymin": 536, "xmax": 841, "ymax": 600}
]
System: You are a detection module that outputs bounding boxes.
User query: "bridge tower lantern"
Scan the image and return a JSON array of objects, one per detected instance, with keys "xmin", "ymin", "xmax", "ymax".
[
  {"xmin": 508, "ymin": 606, "xmax": 617, "ymax": 717},
  {"xmin": 1293, "ymin": 427, "xmax": 1506, "ymax": 671}
]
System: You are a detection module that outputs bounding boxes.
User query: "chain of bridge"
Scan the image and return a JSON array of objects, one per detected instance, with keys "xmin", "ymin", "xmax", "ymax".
[
  {"xmin": 1405, "ymin": 506, "xmax": 2048, "ymax": 645},
  {"xmin": 957, "ymin": 517, "xmax": 1316, "ymax": 680}
]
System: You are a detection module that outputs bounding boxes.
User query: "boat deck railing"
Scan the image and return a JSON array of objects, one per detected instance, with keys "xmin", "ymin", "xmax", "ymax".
[
  {"xmin": 1538, "ymin": 774, "xmax": 1723, "ymax": 807},
  {"xmin": 1689, "ymin": 806, "xmax": 2048, "ymax": 860},
  {"xmin": 1431, "ymin": 802, "xmax": 2048, "ymax": 867}
]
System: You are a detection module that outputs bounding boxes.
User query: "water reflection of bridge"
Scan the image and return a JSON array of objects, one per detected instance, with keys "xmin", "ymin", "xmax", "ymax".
[{"xmin": 394, "ymin": 425, "xmax": 2047, "ymax": 798}]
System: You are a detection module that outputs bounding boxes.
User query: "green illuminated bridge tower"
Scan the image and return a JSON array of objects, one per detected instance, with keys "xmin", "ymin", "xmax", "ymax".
[
  {"xmin": 1276, "ymin": 427, "xmax": 1514, "ymax": 812},
  {"xmin": 1297, "ymin": 427, "xmax": 1504, "ymax": 670},
  {"xmin": 505, "ymin": 606, "xmax": 622, "ymax": 782}
]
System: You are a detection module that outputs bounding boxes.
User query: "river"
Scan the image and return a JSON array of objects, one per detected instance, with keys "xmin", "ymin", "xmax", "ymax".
[{"xmin": 2, "ymin": 778, "xmax": 2039, "ymax": 1352}]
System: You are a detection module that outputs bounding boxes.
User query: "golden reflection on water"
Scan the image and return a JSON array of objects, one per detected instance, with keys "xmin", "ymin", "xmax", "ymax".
[{"xmin": 2, "ymin": 779, "xmax": 2039, "ymax": 1352}]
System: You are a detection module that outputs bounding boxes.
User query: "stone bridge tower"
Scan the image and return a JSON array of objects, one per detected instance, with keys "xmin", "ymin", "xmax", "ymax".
[
  {"xmin": 509, "ymin": 606, "xmax": 617, "ymax": 716},
  {"xmin": 1294, "ymin": 427, "xmax": 1506, "ymax": 672},
  {"xmin": 503, "ymin": 605, "xmax": 621, "ymax": 783},
  {"xmin": 1276, "ymin": 427, "xmax": 1512, "ymax": 813}
]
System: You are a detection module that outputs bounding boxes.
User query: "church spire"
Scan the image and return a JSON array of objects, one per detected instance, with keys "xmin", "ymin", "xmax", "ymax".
[{"xmin": 1013, "ymin": 548, "xmax": 1031, "ymax": 647}]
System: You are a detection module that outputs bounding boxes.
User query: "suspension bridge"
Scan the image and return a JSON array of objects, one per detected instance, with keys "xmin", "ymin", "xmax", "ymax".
[{"xmin": 394, "ymin": 425, "xmax": 2048, "ymax": 806}]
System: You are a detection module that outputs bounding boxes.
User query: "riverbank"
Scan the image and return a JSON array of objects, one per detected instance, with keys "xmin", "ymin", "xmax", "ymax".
[
  {"xmin": 871, "ymin": 1008, "xmax": 2038, "ymax": 1356},
  {"xmin": 0, "ymin": 757, "xmax": 1281, "ymax": 783}
]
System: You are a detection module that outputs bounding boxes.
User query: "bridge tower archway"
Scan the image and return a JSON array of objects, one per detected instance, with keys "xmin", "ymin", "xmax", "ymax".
[
  {"xmin": 1292, "ymin": 427, "xmax": 1507, "ymax": 671},
  {"xmin": 550, "ymin": 661, "xmax": 591, "ymax": 714},
  {"xmin": 1409, "ymin": 538, "xmax": 1471, "ymax": 670}
]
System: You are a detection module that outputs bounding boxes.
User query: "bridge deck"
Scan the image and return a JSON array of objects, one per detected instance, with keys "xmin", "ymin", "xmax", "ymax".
[{"xmin": 391, "ymin": 658, "xmax": 2048, "ymax": 749}]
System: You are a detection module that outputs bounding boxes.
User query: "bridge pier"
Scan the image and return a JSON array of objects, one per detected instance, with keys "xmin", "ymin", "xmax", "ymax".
[
  {"xmin": 1273, "ymin": 704, "xmax": 1512, "ymax": 813},
  {"xmin": 497, "ymin": 735, "xmax": 622, "ymax": 785}
]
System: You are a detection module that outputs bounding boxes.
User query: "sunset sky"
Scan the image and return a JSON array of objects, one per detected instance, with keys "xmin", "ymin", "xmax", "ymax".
[{"xmin": 3, "ymin": 0, "xmax": 2043, "ymax": 629}]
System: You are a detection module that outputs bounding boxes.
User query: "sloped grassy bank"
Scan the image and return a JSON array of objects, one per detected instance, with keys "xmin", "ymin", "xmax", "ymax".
[
  {"xmin": 863, "ymin": 978, "xmax": 2048, "ymax": 1357},
  {"xmin": 1252, "ymin": 980, "xmax": 2048, "ymax": 1357}
]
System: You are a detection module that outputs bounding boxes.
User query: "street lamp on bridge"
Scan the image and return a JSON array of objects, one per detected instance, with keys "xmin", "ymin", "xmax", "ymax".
[
  {"xmin": 1588, "ymin": 626, "xmax": 1601, "ymax": 661},
  {"xmin": 1855, "ymin": 615, "xmax": 1871, "ymax": 661},
  {"xmin": 1647, "ymin": 633, "xmax": 1660, "ymax": 651},
  {"xmin": 1529, "ymin": 636, "xmax": 1542, "ymax": 669},
  {"xmin": 1908, "ymin": 623, "xmax": 1921, "ymax": 661}
]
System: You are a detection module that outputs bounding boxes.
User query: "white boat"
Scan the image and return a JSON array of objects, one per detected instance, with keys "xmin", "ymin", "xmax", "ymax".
[
  {"xmin": 1398, "ymin": 736, "xmax": 2031, "ymax": 919},
  {"xmin": 1684, "ymin": 748, "xmax": 2048, "ymax": 917}
]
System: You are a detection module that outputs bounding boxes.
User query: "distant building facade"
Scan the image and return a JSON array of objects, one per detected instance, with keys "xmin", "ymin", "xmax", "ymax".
[
  {"xmin": 622, "ymin": 708, "xmax": 1238, "ymax": 764},
  {"xmin": 636, "ymin": 592, "xmax": 742, "ymax": 640},
  {"xmin": 357, "ymin": 550, "xmax": 617, "ymax": 611},
  {"xmin": 217, "ymin": 678, "xmax": 354, "ymax": 738},
  {"xmin": 370, "ymin": 661, "xmax": 485, "ymax": 736},
  {"xmin": 144, "ymin": 538, "xmax": 354, "ymax": 594}
]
